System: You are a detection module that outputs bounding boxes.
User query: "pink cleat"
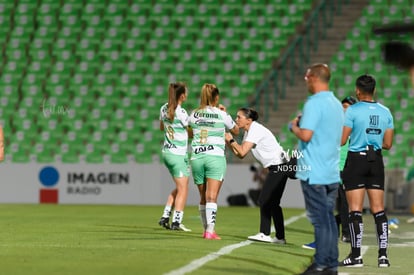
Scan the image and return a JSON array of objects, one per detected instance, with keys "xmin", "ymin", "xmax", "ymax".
[{"xmin": 204, "ymin": 231, "xmax": 221, "ymax": 240}]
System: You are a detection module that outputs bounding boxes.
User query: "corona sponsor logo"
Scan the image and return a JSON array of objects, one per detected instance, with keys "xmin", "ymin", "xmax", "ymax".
[{"xmin": 194, "ymin": 112, "xmax": 219, "ymax": 119}]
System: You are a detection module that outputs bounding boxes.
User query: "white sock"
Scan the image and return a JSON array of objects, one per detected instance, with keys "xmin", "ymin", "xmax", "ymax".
[
  {"xmin": 172, "ymin": 210, "xmax": 183, "ymax": 224},
  {"xmin": 199, "ymin": 204, "xmax": 207, "ymax": 230},
  {"xmin": 206, "ymin": 202, "xmax": 217, "ymax": 233},
  {"xmin": 162, "ymin": 205, "xmax": 172, "ymax": 218}
]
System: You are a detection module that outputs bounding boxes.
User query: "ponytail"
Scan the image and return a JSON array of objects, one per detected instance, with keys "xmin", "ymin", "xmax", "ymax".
[
  {"xmin": 167, "ymin": 82, "xmax": 186, "ymax": 121},
  {"xmin": 199, "ymin": 83, "xmax": 219, "ymax": 109}
]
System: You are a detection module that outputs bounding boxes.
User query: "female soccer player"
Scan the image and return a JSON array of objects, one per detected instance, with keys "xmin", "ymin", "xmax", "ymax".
[
  {"xmin": 188, "ymin": 83, "xmax": 239, "ymax": 239},
  {"xmin": 158, "ymin": 82, "xmax": 191, "ymax": 231}
]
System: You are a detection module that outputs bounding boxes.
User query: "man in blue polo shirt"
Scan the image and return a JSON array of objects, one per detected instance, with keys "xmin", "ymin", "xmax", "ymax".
[{"xmin": 291, "ymin": 63, "xmax": 344, "ymax": 275}]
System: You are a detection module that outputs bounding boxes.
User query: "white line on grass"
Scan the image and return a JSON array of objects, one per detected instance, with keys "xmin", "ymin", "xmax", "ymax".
[
  {"xmin": 164, "ymin": 240, "xmax": 253, "ymax": 275},
  {"xmin": 164, "ymin": 212, "xmax": 307, "ymax": 275}
]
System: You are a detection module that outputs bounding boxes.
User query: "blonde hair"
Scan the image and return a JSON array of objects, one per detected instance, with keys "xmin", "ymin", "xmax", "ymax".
[
  {"xmin": 198, "ymin": 83, "xmax": 219, "ymax": 110},
  {"xmin": 167, "ymin": 82, "xmax": 187, "ymax": 121}
]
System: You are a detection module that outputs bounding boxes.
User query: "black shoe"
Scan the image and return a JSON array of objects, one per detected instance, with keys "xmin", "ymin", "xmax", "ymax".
[
  {"xmin": 170, "ymin": 222, "xmax": 180, "ymax": 230},
  {"xmin": 378, "ymin": 256, "xmax": 390, "ymax": 267},
  {"xmin": 341, "ymin": 235, "xmax": 351, "ymax": 243},
  {"xmin": 158, "ymin": 217, "xmax": 170, "ymax": 229},
  {"xmin": 338, "ymin": 255, "xmax": 363, "ymax": 267},
  {"xmin": 299, "ymin": 263, "xmax": 337, "ymax": 275}
]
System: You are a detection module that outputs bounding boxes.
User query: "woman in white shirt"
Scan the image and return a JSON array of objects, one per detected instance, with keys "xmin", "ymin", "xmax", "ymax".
[{"xmin": 226, "ymin": 107, "xmax": 294, "ymax": 244}]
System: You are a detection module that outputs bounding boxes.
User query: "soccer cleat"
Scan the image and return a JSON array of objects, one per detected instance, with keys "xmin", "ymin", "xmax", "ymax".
[
  {"xmin": 338, "ymin": 255, "xmax": 363, "ymax": 267},
  {"xmin": 170, "ymin": 222, "xmax": 180, "ymax": 230},
  {"xmin": 169, "ymin": 222, "xmax": 192, "ymax": 232},
  {"xmin": 204, "ymin": 231, "xmax": 221, "ymax": 240},
  {"xmin": 272, "ymin": 237, "xmax": 286, "ymax": 244},
  {"xmin": 378, "ymin": 256, "xmax": 390, "ymax": 267},
  {"xmin": 302, "ymin": 241, "xmax": 316, "ymax": 250},
  {"xmin": 247, "ymin": 232, "xmax": 273, "ymax": 243},
  {"xmin": 179, "ymin": 224, "xmax": 192, "ymax": 232},
  {"xmin": 158, "ymin": 217, "xmax": 170, "ymax": 229}
]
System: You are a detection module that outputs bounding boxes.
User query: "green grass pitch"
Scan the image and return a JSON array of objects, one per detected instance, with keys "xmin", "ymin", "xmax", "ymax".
[{"xmin": 0, "ymin": 204, "xmax": 413, "ymax": 275}]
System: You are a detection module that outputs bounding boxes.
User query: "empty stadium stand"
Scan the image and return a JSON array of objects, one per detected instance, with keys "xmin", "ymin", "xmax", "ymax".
[
  {"xmin": 0, "ymin": 0, "xmax": 412, "ymax": 171},
  {"xmin": 1, "ymin": 0, "xmax": 313, "ymax": 164}
]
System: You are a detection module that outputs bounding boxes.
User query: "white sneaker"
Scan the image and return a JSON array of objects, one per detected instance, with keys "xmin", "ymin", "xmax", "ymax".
[
  {"xmin": 272, "ymin": 237, "xmax": 286, "ymax": 244},
  {"xmin": 179, "ymin": 224, "xmax": 192, "ymax": 232},
  {"xmin": 248, "ymin": 232, "xmax": 272, "ymax": 243}
]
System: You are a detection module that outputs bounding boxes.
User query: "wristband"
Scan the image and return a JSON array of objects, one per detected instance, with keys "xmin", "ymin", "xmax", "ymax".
[{"xmin": 229, "ymin": 139, "xmax": 235, "ymax": 144}]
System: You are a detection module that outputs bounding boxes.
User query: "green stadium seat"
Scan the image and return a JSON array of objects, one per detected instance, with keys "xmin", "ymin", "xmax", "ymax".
[
  {"xmin": 12, "ymin": 150, "xmax": 31, "ymax": 163},
  {"xmin": 85, "ymin": 152, "xmax": 104, "ymax": 163},
  {"xmin": 1, "ymin": 0, "xmax": 346, "ymax": 163},
  {"xmin": 110, "ymin": 151, "xmax": 128, "ymax": 163},
  {"xmin": 61, "ymin": 152, "xmax": 80, "ymax": 163}
]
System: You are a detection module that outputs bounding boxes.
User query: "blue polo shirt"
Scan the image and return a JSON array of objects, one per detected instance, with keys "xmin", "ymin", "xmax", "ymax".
[
  {"xmin": 296, "ymin": 91, "xmax": 344, "ymax": 185},
  {"xmin": 344, "ymin": 101, "xmax": 394, "ymax": 152}
]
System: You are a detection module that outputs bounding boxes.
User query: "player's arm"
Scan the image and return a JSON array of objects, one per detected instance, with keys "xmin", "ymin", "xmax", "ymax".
[
  {"xmin": 230, "ymin": 124, "xmax": 239, "ymax": 136},
  {"xmin": 291, "ymin": 117, "xmax": 313, "ymax": 142},
  {"xmin": 292, "ymin": 128, "xmax": 313, "ymax": 142},
  {"xmin": 159, "ymin": 121, "xmax": 164, "ymax": 131},
  {"xmin": 341, "ymin": 126, "xmax": 352, "ymax": 146},
  {"xmin": 230, "ymin": 140, "xmax": 254, "ymax": 159},
  {"xmin": 382, "ymin": 128, "xmax": 394, "ymax": 150},
  {"xmin": 187, "ymin": 126, "xmax": 193, "ymax": 139},
  {"xmin": 225, "ymin": 132, "xmax": 253, "ymax": 159}
]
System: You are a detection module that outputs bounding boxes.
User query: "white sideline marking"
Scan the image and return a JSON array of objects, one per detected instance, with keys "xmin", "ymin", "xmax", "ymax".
[
  {"xmin": 164, "ymin": 212, "xmax": 307, "ymax": 275},
  {"xmin": 361, "ymin": 245, "xmax": 369, "ymax": 257},
  {"xmin": 164, "ymin": 240, "xmax": 253, "ymax": 275}
]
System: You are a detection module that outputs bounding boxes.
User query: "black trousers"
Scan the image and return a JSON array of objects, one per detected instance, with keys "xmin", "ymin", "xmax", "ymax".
[
  {"xmin": 337, "ymin": 183, "xmax": 350, "ymax": 237},
  {"xmin": 257, "ymin": 164, "xmax": 288, "ymax": 239}
]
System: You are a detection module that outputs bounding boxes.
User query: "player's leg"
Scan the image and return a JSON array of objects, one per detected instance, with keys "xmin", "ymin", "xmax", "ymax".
[
  {"xmin": 192, "ymin": 157, "xmax": 207, "ymax": 234},
  {"xmin": 367, "ymin": 188, "xmax": 390, "ymax": 267},
  {"xmin": 170, "ymin": 155, "xmax": 190, "ymax": 230},
  {"xmin": 203, "ymin": 156, "xmax": 226, "ymax": 240},
  {"xmin": 159, "ymin": 189, "xmax": 177, "ymax": 229}
]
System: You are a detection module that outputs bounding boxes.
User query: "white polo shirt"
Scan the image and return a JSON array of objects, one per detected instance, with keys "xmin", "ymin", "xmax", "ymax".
[{"xmin": 244, "ymin": 121, "xmax": 286, "ymax": 168}]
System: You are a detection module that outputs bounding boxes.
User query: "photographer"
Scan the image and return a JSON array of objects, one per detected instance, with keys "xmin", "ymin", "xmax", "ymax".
[{"xmin": 226, "ymin": 107, "xmax": 295, "ymax": 244}]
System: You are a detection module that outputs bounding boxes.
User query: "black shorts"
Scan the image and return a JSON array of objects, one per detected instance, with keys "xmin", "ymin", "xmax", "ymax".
[{"xmin": 342, "ymin": 151, "xmax": 385, "ymax": 191}]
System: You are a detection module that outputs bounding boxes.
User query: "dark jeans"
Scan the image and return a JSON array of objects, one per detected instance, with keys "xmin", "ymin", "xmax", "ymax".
[
  {"xmin": 257, "ymin": 164, "xmax": 288, "ymax": 239},
  {"xmin": 301, "ymin": 180, "xmax": 339, "ymax": 270}
]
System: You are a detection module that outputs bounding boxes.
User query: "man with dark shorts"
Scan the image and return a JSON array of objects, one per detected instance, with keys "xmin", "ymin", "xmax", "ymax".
[{"xmin": 339, "ymin": 74, "xmax": 394, "ymax": 268}]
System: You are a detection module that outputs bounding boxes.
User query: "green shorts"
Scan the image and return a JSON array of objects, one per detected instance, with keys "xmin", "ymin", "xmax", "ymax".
[
  {"xmin": 191, "ymin": 155, "xmax": 226, "ymax": 185},
  {"xmin": 162, "ymin": 152, "xmax": 190, "ymax": 178}
]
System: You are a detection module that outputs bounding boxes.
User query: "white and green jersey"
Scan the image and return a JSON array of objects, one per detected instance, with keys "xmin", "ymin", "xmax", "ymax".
[
  {"xmin": 159, "ymin": 103, "xmax": 189, "ymax": 156},
  {"xmin": 188, "ymin": 106, "xmax": 236, "ymax": 159}
]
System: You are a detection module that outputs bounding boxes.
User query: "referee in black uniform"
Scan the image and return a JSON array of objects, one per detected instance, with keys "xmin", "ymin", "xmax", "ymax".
[{"xmin": 339, "ymin": 75, "xmax": 394, "ymax": 268}]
